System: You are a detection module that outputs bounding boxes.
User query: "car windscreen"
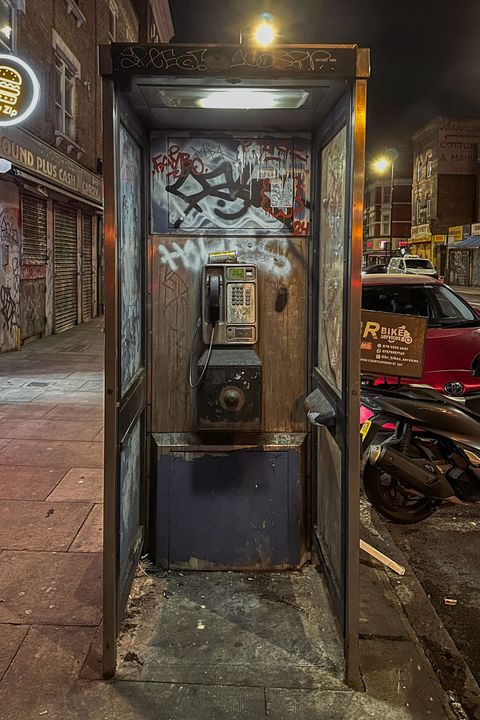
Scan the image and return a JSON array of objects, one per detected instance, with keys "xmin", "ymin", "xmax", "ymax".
[
  {"xmin": 405, "ymin": 258, "xmax": 433, "ymax": 268},
  {"xmin": 362, "ymin": 283, "xmax": 480, "ymax": 328}
]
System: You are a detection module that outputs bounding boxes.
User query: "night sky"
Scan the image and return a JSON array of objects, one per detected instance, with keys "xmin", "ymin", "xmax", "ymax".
[{"xmin": 170, "ymin": 0, "xmax": 480, "ymax": 174}]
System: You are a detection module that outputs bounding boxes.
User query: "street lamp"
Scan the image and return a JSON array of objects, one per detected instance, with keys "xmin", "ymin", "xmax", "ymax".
[
  {"xmin": 372, "ymin": 156, "xmax": 395, "ymax": 259},
  {"xmin": 254, "ymin": 14, "xmax": 276, "ymax": 46},
  {"xmin": 239, "ymin": 13, "xmax": 276, "ymax": 46}
]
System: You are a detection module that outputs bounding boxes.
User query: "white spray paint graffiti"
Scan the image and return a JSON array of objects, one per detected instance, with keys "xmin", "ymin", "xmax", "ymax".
[{"xmin": 157, "ymin": 237, "xmax": 293, "ymax": 278}]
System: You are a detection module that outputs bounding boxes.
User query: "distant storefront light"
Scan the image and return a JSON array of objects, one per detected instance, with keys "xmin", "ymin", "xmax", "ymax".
[{"xmin": 0, "ymin": 54, "xmax": 40, "ymax": 127}]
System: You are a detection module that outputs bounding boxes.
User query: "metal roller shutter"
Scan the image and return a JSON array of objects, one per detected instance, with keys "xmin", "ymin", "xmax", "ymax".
[
  {"xmin": 22, "ymin": 195, "xmax": 47, "ymax": 263},
  {"xmin": 82, "ymin": 214, "xmax": 93, "ymax": 321},
  {"xmin": 54, "ymin": 205, "xmax": 78, "ymax": 333}
]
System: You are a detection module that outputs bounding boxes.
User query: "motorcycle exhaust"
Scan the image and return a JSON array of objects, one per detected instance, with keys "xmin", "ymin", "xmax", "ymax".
[{"xmin": 368, "ymin": 444, "xmax": 454, "ymax": 500}]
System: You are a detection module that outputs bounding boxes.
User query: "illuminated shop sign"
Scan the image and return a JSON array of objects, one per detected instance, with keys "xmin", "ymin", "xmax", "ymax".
[{"xmin": 0, "ymin": 54, "xmax": 40, "ymax": 127}]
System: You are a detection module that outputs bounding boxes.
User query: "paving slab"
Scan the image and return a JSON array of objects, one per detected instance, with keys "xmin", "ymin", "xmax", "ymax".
[
  {"xmin": 359, "ymin": 563, "xmax": 410, "ymax": 639},
  {"xmin": 116, "ymin": 568, "xmax": 344, "ymax": 690},
  {"xmin": 0, "ymin": 403, "xmax": 57, "ymax": 418},
  {"xmin": 32, "ymin": 390, "xmax": 103, "ymax": 405},
  {"xmin": 68, "ymin": 370, "xmax": 104, "ymax": 381},
  {"xmin": 0, "ymin": 439, "xmax": 103, "ymax": 467},
  {"xmin": 0, "ymin": 551, "xmax": 102, "ymax": 625},
  {"xmin": 0, "ymin": 418, "xmax": 103, "ymax": 441},
  {"xmin": 79, "ymin": 380, "xmax": 104, "ymax": 392},
  {"xmin": 80, "ymin": 621, "xmax": 103, "ymax": 680},
  {"xmin": 1, "ymin": 625, "xmax": 96, "ymax": 681},
  {"xmin": 0, "ymin": 388, "xmax": 47, "ymax": 402},
  {"xmin": 0, "ymin": 624, "xmax": 28, "ymax": 680},
  {"xmin": 359, "ymin": 638, "xmax": 450, "ymax": 718},
  {"xmin": 70, "ymin": 504, "xmax": 103, "ymax": 552},
  {"xmin": 0, "ymin": 466, "xmax": 67, "ymax": 500},
  {"xmin": 47, "ymin": 467, "xmax": 103, "ymax": 502},
  {"xmin": 265, "ymin": 688, "xmax": 414, "ymax": 719},
  {"xmin": 45, "ymin": 403, "xmax": 104, "ymax": 421},
  {"xmin": 0, "ymin": 500, "xmax": 93, "ymax": 551},
  {"xmin": 0, "ymin": 678, "xmax": 268, "ymax": 720}
]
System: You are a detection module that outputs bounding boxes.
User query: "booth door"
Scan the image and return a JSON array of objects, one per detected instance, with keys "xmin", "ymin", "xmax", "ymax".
[
  {"xmin": 311, "ymin": 82, "xmax": 366, "ymax": 686},
  {"xmin": 103, "ymin": 82, "xmax": 147, "ymax": 678}
]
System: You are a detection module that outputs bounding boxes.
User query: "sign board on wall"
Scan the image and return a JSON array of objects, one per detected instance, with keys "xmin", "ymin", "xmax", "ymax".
[
  {"xmin": 471, "ymin": 223, "xmax": 480, "ymax": 236},
  {"xmin": 0, "ymin": 126, "xmax": 102, "ymax": 206},
  {"xmin": 448, "ymin": 224, "xmax": 470, "ymax": 244},
  {"xmin": 411, "ymin": 224, "xmax": 430, "ymax": 239},
  {"xmin": 360, "ymin": 310, "xmax": 428, "ymax": 379},
  {"xmin": 438, "ymin": 118, "xmax": 480, "ymax": 175},
  {"xmin": 0, "ymin": 55, "xmax": 40, "ymax": 127}
]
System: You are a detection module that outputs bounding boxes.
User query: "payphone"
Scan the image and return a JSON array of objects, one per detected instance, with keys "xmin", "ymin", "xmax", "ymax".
[
  {"xmin": 202, "ymin": 264, "xmax": 258, "ymax": 345},
  {"xmin": 193, "ymin": 258, "xmax": 262, "ymax": 432}
]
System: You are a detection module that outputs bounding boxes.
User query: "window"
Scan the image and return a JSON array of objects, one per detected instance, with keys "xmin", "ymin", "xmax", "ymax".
[
  {"xmin": 362, "ymin": 283, "xmax": 479, "ymax": 329},
  {"xmin": 416, "ymin": 198, "xmax": 421, "ymax": 222},
  {"xmin": 0, "ymin": 0, "xmax": 14, "ymax": 52},
  {"xmin": 416, "ymin": 158, "xmax": 422, "ymax": 181},
  {"xmin": 382, "ymin": 185, "xmax": 391, "ymax": 204},
  {"xmin": 55, "ymin": 55, "xmax": 76, "ymax": 139},
  {"xmin": 426, "ymin": 196, "xmax": 432, "ymax": 219},
  {"xmin": 381, "ymin": 210, "xmax": 390, "ymax": 236},
  {"xmin": 108, "ymin": 3, "xmax": 117, "ymax": 41},
  {"xmin": 405, "ymin": 258, "xmax": 434, "ymax": 269},
  {"xmin": 426, "ymin": 152, "xmax": 433, "ymax": 178}
]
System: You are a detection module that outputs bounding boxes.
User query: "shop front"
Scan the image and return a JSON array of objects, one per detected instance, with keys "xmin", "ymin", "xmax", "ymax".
[{"xmin": 0, "ymin": 127, "xmax": 103, "ymax": 351}]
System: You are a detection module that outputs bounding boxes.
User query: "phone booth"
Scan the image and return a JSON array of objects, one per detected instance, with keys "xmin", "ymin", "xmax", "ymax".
[{"xmin": 100, "ymin": 42, "xmax": 369, "ymax": 687}]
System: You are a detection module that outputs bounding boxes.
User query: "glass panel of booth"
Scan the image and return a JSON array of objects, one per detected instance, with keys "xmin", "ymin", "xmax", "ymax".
[
  {"xmin": 118, "ymin": 415, "xmax": 141, "ymax": 598},
  {"xmin": 317, "ymin": 125, "xmax": 347, "ymax": 393},
  {"xmin": 119, "ymin": 123, "xmax": 142, "ymax": 393}
]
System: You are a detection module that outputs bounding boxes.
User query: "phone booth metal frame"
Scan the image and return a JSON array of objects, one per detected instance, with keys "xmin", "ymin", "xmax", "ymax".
[{"xmin": 100, "ymin": 42, "xmax": 369, "ymax": 687}]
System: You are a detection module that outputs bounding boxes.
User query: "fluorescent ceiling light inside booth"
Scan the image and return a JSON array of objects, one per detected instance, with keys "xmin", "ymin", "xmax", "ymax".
[{"xmin": 156, "ymin": 87, "xmax": 308, "ymax": 110}]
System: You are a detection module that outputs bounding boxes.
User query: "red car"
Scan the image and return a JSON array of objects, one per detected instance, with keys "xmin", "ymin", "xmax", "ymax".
[{"xmin": 361, "ymin": 274, "xmax": 480, "ymax": 401}]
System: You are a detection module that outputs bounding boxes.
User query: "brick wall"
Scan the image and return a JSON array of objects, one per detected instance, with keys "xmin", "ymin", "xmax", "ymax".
[
  {"xmin": 16, "ymin": 0, "xmax": 139, "ymax": 175},
  {"xmin": 435, "ymin": 175, "xmax": 477, "ymax": 233}
]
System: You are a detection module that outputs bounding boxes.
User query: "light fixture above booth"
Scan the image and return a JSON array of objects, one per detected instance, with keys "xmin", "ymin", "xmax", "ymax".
[{"xmin": 154, "ymin": 86, "xmax": 309, "ymax": 110}]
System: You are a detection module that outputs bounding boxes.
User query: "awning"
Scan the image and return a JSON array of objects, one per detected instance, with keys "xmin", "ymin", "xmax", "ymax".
[{"xmin": 450, "ymin": 236, "xmax": 480, "ymax": 249}]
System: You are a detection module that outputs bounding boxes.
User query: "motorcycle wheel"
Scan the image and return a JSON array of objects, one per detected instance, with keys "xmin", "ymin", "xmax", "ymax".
[{"xmin": 363, "ymin": 463, "xmax": 440, "ymax": 524}]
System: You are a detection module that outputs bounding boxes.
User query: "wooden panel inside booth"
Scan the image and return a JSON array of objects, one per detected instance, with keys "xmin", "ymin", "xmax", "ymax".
[{"xmin": 149, "ymin": 235, "xmax": 308, "ymax": 433}]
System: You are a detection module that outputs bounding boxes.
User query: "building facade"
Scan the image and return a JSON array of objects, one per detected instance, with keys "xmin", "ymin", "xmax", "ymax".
[
  {"xmin": 409, "ymin": 117, "xmax": 480, "ymax": 271},
  {"xmin": 0, "ymin": 0, "xmax": 173, "ymax": 353},
  {"xmin": 363, "ymin": 177, "xmax": 411, "ymax": 266}
]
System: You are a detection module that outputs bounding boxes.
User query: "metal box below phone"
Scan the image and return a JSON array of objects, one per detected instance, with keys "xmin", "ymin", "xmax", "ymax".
[{"xmin": 197, "ymin": 347, "xmax": 262, "ymax": 431}]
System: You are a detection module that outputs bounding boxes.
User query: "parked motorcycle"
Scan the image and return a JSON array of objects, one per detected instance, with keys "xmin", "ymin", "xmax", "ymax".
[{"xmin": 360, "ymin": 383, "xmax": 480, "ymax": 524}]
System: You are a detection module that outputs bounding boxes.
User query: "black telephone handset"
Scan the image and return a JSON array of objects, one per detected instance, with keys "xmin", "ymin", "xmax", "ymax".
[{"xmin": 207, "ymin": 273, "xmax": 221, "ymax": 326}]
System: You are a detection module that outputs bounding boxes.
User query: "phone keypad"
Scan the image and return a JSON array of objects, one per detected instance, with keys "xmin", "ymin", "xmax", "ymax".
[
  {"xmin": 232, "ymin": 287, "xmax": 245, "ymax": 306},
  {"xmin": 227, "ymin": 283, "xmax": 255, "ymax": 327}
]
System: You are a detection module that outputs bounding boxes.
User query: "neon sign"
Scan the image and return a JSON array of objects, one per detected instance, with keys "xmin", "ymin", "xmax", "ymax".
[{"xmin": 0, "ymin": 54, "xmax": 40, "ymax": 127}]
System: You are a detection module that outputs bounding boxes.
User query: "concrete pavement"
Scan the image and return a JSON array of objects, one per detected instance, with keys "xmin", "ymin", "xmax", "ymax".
[{"xmin": 0, "ymin": 320, "xmax": 465, "ymax": 719}]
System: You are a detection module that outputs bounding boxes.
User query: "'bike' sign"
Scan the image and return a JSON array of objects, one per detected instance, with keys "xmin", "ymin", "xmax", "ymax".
[
  {"xmin": 0, "ymin": 54, "xmax": 40, "ymax": 127},
  {"xmin": 360, "ymin": 310, "xmax": 427, "ymax": 379}
]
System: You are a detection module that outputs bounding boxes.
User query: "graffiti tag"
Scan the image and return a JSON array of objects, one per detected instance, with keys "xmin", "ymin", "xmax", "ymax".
[{"xmin": 157, "ymin": 237, "xmax": 293, "ymax": 279}]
